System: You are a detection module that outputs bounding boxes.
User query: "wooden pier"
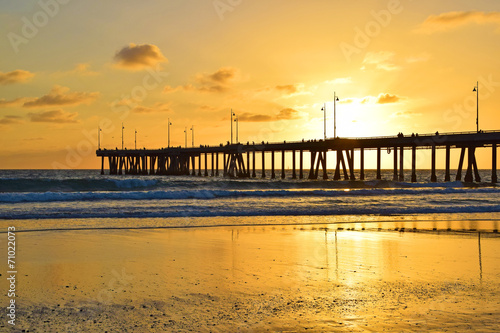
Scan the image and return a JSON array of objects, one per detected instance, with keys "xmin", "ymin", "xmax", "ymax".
[{"xmin": 96, "ymin": 131, "xmax": 500, "ymax": 183}]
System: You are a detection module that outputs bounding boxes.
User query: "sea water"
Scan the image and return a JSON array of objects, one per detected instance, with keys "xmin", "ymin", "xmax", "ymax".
[{"xmin": 0, "ymin": 169, "xmax": 498, "ymax": 231}]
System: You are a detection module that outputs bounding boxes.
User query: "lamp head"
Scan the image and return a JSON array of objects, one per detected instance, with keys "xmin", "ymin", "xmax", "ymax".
[
  {"xmin": 321, "ymin": 107, "xmax": 324, "ymax": 111},
  {"xmin": 336, "ymin": 97, "xmax": 339, "ymax": 101},
  {"xmin": 473, "ymin": 87, "xmax": 477, "ymax": 92}
]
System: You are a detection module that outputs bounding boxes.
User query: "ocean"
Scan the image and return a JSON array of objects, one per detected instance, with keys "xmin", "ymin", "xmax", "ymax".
[{"xmin": 0, "ymin": 169, "xmax": 499, "ymax": 231}]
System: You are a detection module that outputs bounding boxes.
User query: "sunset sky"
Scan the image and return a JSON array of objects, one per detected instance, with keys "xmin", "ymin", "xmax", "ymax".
[{"xmin": 1, "ymin": 0, "xmax": 499, "ymax": 169}]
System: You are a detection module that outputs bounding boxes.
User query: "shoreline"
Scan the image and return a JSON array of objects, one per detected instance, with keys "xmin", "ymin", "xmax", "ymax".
[{"xmin": 1, "ymin": 212, "xmax": 499, "ymax": 233}]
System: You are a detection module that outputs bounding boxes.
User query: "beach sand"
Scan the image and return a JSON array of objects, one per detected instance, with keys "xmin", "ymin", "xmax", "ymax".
[{"xmin": 2, "ymin": 221, "xmax": 500, "ymax": 332}]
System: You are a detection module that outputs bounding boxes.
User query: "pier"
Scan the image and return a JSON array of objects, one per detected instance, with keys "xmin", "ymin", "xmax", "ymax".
[{"xmin": 96, "ymin": 131, "xmax": 500, "ymax": 183}]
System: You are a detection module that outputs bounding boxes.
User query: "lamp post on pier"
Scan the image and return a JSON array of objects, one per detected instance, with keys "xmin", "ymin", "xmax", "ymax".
[
  {"xmin": 168, "ymin": 118, "xmax": 172, "ymax": 148},
  {"xmin": 334, "ymin": 92, "xmax": 339, "ymax": 138},
  {"xmin": 234, "ymin": 115, "xmax": 239, "ymax": 143},
  {"xmin": 473, "ymin": 81, "xmax": 479, "ymax": 133},
  {"xmin": 184, "ymin": 127, "xmax": 187, "ymax": 148},
  {"xmin": 321, "ymin": 103, "xmax": 326, "ymax": 140},
  {"xmin": 190, "ymin": 126, "xmax": 194, "ymax": 147},
  {"xmin": 121, "ymin": 123, "xmax": 124, "ymax": 149},
  {"xmin": 230, "ymin": 109, "xmax": 235, "ymax": 144},
  {"xmin": 98, "ymin": 126, "xmax": 101, "ymax": 149},
  {"xmin": 134, "ymin": 129, "xmax": 137, "ymax": 149}
]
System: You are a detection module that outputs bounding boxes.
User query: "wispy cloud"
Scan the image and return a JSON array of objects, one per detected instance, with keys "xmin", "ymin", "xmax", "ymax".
[
  {"xmin": 0, "ymin": 115, "xmax": 24, "ymax": 125},
  {"xmin": 164, "ymin": 67, "xmax": 240, "ymax": 94},
  {"xmin": 361, "ymin": 51, "xmax": 400, "ymax": 71},
  {"xmin": 0, "ymin": 70, "xmax": 35, "ymax": 85},
  {"xmin": 114, "ymin": 43, "xmax": 167, "ymax": 70},
  {"xmin": 275, "ymin": 84, "xmax": 299, "ymax": 95},
  {"xmin": 23, "ymin": 85, "xmax": 99, "ymax": 108},
  {"xmin": 325, "ymin": 77, "xmax": 352, "ymax": 85},
  {"xmin": 0, "ymin": 97, "xmax": 29, "ymax": 108},
  {"xmin": 237, "ymin": 108, "xmax": 301, "ymax": 122},
  {"xmin": 415, "ymin": 11, "xmax": 500, "ymax": 34},
  {"xmin": 28, "ymin": 109, "xmax": 79, "ymax": 123},
  {"xmin": 55, "ymin": 63, "xmax": 100, "ymax": 77},
  {"xmin": 132, "ymin": 102, "xmax": 172, "ymax": 114}
]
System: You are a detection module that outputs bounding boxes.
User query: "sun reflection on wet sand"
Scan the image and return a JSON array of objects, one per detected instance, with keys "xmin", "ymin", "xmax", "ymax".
[{"xmin": 2, "ymin": 219, "xmax": 500, "ymax": 331}]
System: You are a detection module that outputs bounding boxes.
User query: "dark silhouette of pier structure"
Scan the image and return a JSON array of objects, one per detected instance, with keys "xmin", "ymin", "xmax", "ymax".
[{"xmin": 97, "ymin": 131, "xmax": 500, "ymax": 183}]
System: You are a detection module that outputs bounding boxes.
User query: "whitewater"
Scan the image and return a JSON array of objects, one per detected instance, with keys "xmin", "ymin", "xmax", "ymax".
[{"xmin": 0, "ymin": 169, "xmax": 498, "ymax": 224}]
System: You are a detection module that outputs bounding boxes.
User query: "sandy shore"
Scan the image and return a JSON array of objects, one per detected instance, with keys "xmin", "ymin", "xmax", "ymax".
[{"xmin": 1, "ymin": 222, "xmax": 500, "ymax": 332}]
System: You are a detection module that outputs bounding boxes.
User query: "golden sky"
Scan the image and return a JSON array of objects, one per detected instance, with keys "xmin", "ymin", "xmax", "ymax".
[{"xmin": 0, "ymin": 0, "xmax": 499, "ymax": 169}]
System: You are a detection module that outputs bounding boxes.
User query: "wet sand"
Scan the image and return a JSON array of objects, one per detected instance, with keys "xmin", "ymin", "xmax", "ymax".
[{"xmin": 1, "ymin": 222, "xmax": 500, "ymax": 332}]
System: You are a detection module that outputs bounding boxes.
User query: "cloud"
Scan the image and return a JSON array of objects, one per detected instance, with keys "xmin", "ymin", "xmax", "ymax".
[
  {"xmin": 132, "ymin": 102, "xmax": 172, "ymax": 114},
  {"xmin": 361, "ymin": 51, "xmax": 400, "ymax": 71},
  {"xmin": 28, "ymin": 109, "xmax": 79, "ymax": 123},
  {"xmin": 114, "ymin": 43, "xmax": 167, "ymax": 70},
  {"xmin": 194, "ymin": 67, "xmax": 239, "ymax": 93},
  {"xmin": 23, "ymin": 85, "xmax": 99, "ymax": 108},
  {"xmin": 275, "ymin": 84, "xmax": 299, "ymax": 95},
  {"xmin": 56, "ymin": 63, "xmax": 100, "ymax": 77},
  {"xmin": 237, "ymin": 108, "xmax": 301, "ymax": 122},
  {"xmin": 277, "ymin": 108, "xmax": 300, "ymax": 120},
  {"xmin": 200, "ymin": 67, "xmax": 238, "ymax": 84},
  {"xmin": 325, "ymin": 77, "xmax": 352, "ymax": 85},
  {"xmin": 0, "ymin": 115, "xmax": 24, "ymax": 125},
  {"xmin": 238, "ymin": 113, "xmax": 273, "ymax": 122},
  {"xmin": 390, "ymin": 110, "xmax": 422, "ymax": 118},
  {"xmin": 0, "ymin": 97, "xmax": 29, "ymax": 108},
  {"xmin": 376, "ymin": 93, "xmax": 402, "ymax": 104},
  {"xmin": 415, "ymin": 11, "xmax": 500, "ymax": 34},
  {"xmin": 0, "ymin": 70, "xmax": 35, "ymax": 85},
  {"xmin": 196, "ymin": 105, "xmax": 217, "ymax": 113},
  {"xmin": 164, "ymin": 67, "xmax": 240, "ymax": 94}
]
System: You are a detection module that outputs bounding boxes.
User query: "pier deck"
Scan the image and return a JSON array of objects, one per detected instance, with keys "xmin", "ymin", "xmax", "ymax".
[{"xmin": 96, "ymin": 131, "xmax": 500, "ymax": 183}]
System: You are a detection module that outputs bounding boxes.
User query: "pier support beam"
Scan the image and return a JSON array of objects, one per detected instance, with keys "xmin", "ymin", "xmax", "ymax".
[
  {"xmin": 198, "ymin": 154, "xmax": 202, "ymax": 176},
  {"xmin": 271, "ymin": 151, "xmax": 275, "ymax": 179},
  {"xmin": 465, "ymin": 147, "xmax": 474, "ymax": 182},
  {"xmin": 309, "ymin": 151, "xmax": 317, "ymax": 180},
  {"xmin": 299, "ymin": 150, "xmax": 304, "ymax": 179},
  {"xmin": 211, "ymin": 152, "xmax": 214, "ymax": 176},
  {"xmin": 376, "ymin": 147, "xmax": 381, "ymax": 180},
  {"xmin": 281, "ymin": 150, "xmax": 286, "ymax": 179},
  {"xmin": 247, "ymin": 152, "xmax": 251, "ymax": 178},
  {"xmin": 359, "ymin": 148, "xmax": 365, "ymax": 181},
  {"xmin": 261, "ymin": 151, "xmax": 266, "ymax": 178},
  {"xmin": 399, "ymin": 146, "xmax": 404, "ymax": 181},
  {"xmin": 252, "ymin": 151, "xmax": 256, "ymax": 178},
  {"xmin": 348, "ymin": 149, "xmax": 355, "ymax": 180},
  {"xmin": 204, "ymin": 153, "xmax": 208, "ymax": 177},
  {"xmin": 456, "ymin": 147, "xmax": 465, "ymax": 181},
  {"xmin": 431, "ymin": 145, "xmax": 437, "ymax": 182},
  {"xmin": 216, "ymin": 152, "xmax": 219, "ymax": 176},
  {"xmin": 191, "ymin": 155, "xmax": 196, "ymax": 176},
  {"xmin": 411, "ymin": 146, "xmax": 417, "ymax": 182},
  {"xmin": 322, "ymin": 151, "xmax": 328, "ymax": 180},
  {"xmin": 334, "ymin": 150, "xmax": 341, "ymax": 180},
  {"xmin": 393, "ymin": 146, "xmax": 398, "ymax": 181},
  {"xmin": 445, "ymin": 145, "xmax": 451, "ymax": 181},
  {"xmin": 493, "ymin": 143, "xmax": 498, "ymax": 184},
  {"xmin": 292, "ymin": 150, "xmax": 297, "ymax": 179},
  {"xmin": 101, "ymin": 157, "xmax": 105, "ymax": 175}
]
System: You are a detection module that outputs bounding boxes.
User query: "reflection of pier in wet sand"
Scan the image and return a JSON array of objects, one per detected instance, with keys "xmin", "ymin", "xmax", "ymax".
[{"xmin": 97, "ymin": 131, "xmax": 500, "ymax": 183}]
